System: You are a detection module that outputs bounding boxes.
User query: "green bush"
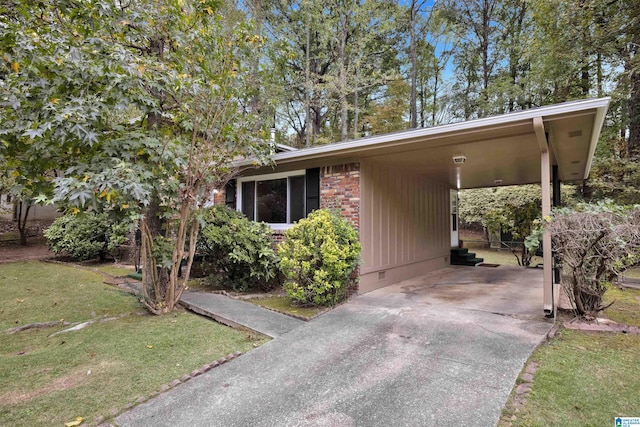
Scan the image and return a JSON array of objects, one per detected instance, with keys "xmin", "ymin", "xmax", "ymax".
[
  {"xmin": 278, "ymin": 209, "xmax": 361, "ymax": 306},
  {"xmin": 197, "ymin": 205, "xmax": 279, "ymax": 292},
  {"xmin": 44, "ymin": 212, "xmax": 132, "ymax": 261}
]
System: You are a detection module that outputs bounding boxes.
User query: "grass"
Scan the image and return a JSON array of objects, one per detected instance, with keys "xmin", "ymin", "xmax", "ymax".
[
  {"xmin": 0, "ymin": 261, "xmax": 268, "ymax": 426},
  {"xmin": 470, "ymin": 248, "xmax": 544, "ymax": 267},
  {"xmin": 499, "ymin": 330, "xmax": 640, "ymax": 427},
  {"xmin": 248, "ymin": 295, "xmax": 326, "ymax": 320},
  {"xmin": 603, "ymin": 286, "xmax": 640, "ymax": 327},
  {"xmin": 88, "ymin": 263, "xmax": 136, "ymax": 277},
  {"xmin": 500, "ymin": 285, "xmax": 640, "ymax": 426}
]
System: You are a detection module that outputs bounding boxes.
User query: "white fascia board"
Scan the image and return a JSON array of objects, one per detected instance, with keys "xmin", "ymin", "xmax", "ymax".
[
  {"xmin": 236, "ymin": 98, "xmax": 611, "ymax": 167},
  {"xmin": 583, "ymin": 99, "xmax": 610, "ymax": 179}
]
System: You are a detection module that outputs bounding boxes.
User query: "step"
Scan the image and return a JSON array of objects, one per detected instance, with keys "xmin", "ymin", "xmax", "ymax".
[
  {"xmin": 452, "ymin": 252, "xmax": 477, "ymax": 262},
  {"xmin": 450, "ymin": 248, "xmax": 469, "ymax": 256}
]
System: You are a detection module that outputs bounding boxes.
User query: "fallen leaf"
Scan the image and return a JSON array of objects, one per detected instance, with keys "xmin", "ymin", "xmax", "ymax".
[
  {"xmin": 64, "ymin": 417, "xmax": 83, "ymax": 426},
  {"xmin": 16, "ymin": 299, "xmax": 25, "ymax": 303},
  {"xmin": 146, "ymin": 345, "xmax": 153, "ymax": 349}
]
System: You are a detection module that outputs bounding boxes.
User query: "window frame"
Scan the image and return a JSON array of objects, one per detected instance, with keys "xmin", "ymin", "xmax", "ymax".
[{"xmin": 236, "ymin": 170, "xmax": 307, "ymax": 230}]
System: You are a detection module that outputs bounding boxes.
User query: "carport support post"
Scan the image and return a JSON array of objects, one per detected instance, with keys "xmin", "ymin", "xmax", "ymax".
[{"xmin": 534, "ymin": 117, "xmax": 554, "ymax": 318}]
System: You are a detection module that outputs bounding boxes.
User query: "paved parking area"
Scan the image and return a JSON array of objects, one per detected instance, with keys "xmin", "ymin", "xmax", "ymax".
[{"xmin": 116, "ymin": 266, "xmax": 552, "ymax": 427}]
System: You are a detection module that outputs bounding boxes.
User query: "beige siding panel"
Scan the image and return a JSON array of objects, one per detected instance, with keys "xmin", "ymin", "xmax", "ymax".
[{"xmin": 360, "ymin": 161, "xmax": 451, "ymax": 277}]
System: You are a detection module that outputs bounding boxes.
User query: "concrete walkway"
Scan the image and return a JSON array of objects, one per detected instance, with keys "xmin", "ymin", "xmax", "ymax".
[
  {"xmin": 117, "ymin": 267, "xmax": 552, "ymax": 427},
  {"xmin": 180, "ymin": 291, "xmax": 304, "ymax": 338}
]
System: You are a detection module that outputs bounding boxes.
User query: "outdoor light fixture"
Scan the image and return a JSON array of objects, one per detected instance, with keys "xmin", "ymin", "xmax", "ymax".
[{"xmin": 452, "ymin": 155, "xmax": 467, "ymax": 165}]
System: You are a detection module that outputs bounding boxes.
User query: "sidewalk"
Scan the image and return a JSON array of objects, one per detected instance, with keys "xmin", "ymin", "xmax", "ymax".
[{"xmin": 179, "ymin": 291, "xmax": 304, "ymax": 338}]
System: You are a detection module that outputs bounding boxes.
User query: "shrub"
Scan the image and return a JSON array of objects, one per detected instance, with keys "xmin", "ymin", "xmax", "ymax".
[
  {"xmin": 278, "ymin": 209, "xmax": 361, "ymax": 306},
  {"xmin": 197, "ymin": 205, "xmax": 279, "ymax": 292},
  {"xmin": 45, "ymin": 212, "xmax": 132, "ymax": 261},
  {"xmin": 530, "ymin": 202, "xmax": 640, "ymax": 316}
]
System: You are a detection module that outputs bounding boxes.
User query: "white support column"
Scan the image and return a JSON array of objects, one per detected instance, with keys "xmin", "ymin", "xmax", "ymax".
[{"xmin": 534, "ymin": 117, "xmax": 554, "ymax": 317}]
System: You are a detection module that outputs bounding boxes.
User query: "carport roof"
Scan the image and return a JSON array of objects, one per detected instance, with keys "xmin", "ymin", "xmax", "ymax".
[{"xmin": 238, "ymin": 97, "xmax": 610, "ymax": 189}]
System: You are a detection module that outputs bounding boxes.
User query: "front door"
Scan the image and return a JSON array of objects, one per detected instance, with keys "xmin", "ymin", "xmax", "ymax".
[{"xmin": 450, "ymin": 189, "xmax": 459, "ymax": 247}]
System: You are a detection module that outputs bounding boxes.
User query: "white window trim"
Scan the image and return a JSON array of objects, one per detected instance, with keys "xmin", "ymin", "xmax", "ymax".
[{"xmin": 236, "ymin": 170, "xmax": 306, "ymax": 229}]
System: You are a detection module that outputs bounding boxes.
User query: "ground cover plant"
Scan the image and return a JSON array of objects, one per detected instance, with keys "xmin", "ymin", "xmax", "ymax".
[
  {"xmin": 0, "ymin": 261, "xmax": 267, "ymax": 426},
  {"xmin": 499, "ymin": 286, "xmax": 640, "ymax": 426}
]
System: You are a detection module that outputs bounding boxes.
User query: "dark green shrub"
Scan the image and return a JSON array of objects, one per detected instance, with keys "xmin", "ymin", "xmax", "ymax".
[
  {"xmin": 197, "ymin": 205, "xmax": 279, "ymax": 292},
  {"xmin": 44, "ymin": 212, "xmax": 132, "ymax": 261},
  {"xmin": 278, "ymin": 209, "xmax": 361, "ymax": 306}
]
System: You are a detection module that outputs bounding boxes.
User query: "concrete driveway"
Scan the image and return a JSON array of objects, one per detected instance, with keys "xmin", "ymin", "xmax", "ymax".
[{"xmin": 116, "ymin": 266, "xmax": 552, "ymax": 427}]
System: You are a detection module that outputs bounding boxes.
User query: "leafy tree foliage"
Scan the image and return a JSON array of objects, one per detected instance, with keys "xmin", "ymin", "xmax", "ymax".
[
  {"xmin": 263, "ymin": 0, "xmax": 403, "ymax": 145},
  {"xmin": 0, "ymin": 0, "xmax": 271, "ymax": 314},
  {"xmin": 459, "ymin": 184, "xmax": 579, "ymax": 266}
]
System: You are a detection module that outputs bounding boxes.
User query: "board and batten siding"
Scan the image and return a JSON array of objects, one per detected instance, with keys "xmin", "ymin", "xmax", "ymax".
[{"xmin": 359, "ymin": 160, "xmax": 451, "ymax": 293}]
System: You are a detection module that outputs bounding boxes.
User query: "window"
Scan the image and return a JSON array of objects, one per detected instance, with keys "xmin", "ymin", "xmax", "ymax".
[{"xmin": 237, "ymin": 171, "xmax": 308, "ymax": 227}]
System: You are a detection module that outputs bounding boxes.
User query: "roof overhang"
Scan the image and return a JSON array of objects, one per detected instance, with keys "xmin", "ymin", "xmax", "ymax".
[{"xmin": 237, "ymin": 98, "xmax": 610, "ymax": 189}]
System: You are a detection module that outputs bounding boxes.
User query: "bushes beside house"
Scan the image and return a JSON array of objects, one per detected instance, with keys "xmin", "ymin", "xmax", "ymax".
[
  {"xmin": 44, "ymin": 212, "xmax": 131, "ymax": 261},
  {"xmin": 278, "ymin": 209, "xmax": 361, "ymax": 306},
  {"xmin": 528, "ymin": 202, "xmax": 640, "ymax": 316},
  {"xmin": 197, "ymin": 205, "xmax": 279, "ymax": 292}
]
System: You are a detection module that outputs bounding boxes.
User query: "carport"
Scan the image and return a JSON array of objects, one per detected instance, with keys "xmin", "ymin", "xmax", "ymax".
[
  {"xmin": 234, "ymin": 97, "xmax": 611, "ymax": 317},
  {"xmin": 369, "ymin": 265, "xmax": 545, "ymax": 320}
]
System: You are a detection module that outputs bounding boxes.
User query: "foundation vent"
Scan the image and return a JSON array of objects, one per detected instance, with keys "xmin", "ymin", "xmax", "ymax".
[{"xmin": 378, "ymin": 271, "xmax": 386, "ymax": 281}]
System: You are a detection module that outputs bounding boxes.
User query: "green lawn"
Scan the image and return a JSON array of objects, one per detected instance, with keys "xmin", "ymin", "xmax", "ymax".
[
  {"xmin": 500, "ymin": 286, "xmax": 640, "ymax": 426},
  {"xmin": 89, "ymin": 263, "xmax": 136, "ymax": 277},
  {"xmin": 0, "ymin": 261, "xmax": 268, "ymax": 426},
  {"xmin": 471, "ymin": 248, "xmax": 544, "ymax": 267}
]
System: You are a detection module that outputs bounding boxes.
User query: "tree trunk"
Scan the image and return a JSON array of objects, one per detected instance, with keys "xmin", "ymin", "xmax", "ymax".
[
  {"xmin": 628, "ymin": 44, "xmax": 640, "ymax": 157},
  {"xmin": 409, "ymin": 0, "xmax": 418, "ymax": 128},
  {"xmin": 339, "ymin": 14, "xmax": 349, "ymax": 142},
  {"xmin": 16, "ymin": 201, "xmax": 31, "ymax": 246}
]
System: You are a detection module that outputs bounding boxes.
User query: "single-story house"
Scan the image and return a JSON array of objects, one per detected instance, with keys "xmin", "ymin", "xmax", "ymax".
[{"xmin": 219, "ymin": 97, "xmax": 610, "ymax": 317}]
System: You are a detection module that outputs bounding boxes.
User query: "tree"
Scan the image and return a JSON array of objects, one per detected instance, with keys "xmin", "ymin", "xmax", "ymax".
[
  {"xmin": 263, "ymin": 0, "xmax": 402, "ymax": 146},
  {"xmin": 459, "ymin": 184, "xmax": 579, "ymax": 266},
  {"xmin": 0, "ymin": 0, "xmax": 271, "ymax": 314}
]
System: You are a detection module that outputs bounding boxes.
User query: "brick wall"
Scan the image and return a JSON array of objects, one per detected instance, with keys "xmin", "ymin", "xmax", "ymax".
[
  {"xmin": 213, "ymin": 187, "xmax": 226, "ymax": 206},
  {"xmin": 319, "ymin": 163, "xmax": 360, "ymax": 231},
  {"xmin": 319, "ymin": 163, "xmax": 361, "ymax": 293}
]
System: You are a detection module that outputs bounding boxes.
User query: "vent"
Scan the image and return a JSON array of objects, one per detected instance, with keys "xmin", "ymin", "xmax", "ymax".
[
  {"xmin": 568, "ymin": 130, "xmax": 583, "ymax": 138},
  {"xmin": 494, "ymin": 179, "xmax": 503, "ymax": 185},
  {"xmin": 571, "ymin": 160, "xmax": 580, "ymax": 164},
  {"xmin": 378, "ymin": 271, "xmax": 386, "ymax": 281}
]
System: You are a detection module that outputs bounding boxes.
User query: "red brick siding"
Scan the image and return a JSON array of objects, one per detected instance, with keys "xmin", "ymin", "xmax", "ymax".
[
  {"xmin": 213, "ymin": 187, "xmax": 226, "ymax": 206},
  {"xmin": 319, "ymin": 163, "xmax": 360, "ymax": 231},
  {"xmin": 319, "ymin": 163, "xmax": 361, "ymax": 293}
]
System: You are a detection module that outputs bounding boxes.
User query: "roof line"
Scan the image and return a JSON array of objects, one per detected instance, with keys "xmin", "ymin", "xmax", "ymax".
[{"xmin": 237, "ymin": 97, "xmax": 611, "ymax": 167}]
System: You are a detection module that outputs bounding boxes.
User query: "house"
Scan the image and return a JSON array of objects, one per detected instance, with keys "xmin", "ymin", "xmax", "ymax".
[
  {"xmin": 0, "ymin": 195, "xmax": 60, "ymax": 222},
  {"xmin": 221, "ymin": 98, "xmax": 610, "ymax": 317}
]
